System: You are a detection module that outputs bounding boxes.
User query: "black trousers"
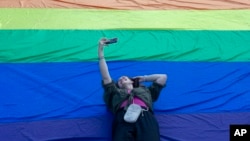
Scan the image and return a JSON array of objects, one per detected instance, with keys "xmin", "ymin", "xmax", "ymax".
[{"xmin": 112, "ymin": 109, "xmax": 160, "ymax": 141}]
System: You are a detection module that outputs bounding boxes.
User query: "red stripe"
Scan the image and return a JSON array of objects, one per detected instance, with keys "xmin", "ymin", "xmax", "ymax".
[{"xmin": 0, "ymin": 0, "xmax": 250, "ymax": 10}]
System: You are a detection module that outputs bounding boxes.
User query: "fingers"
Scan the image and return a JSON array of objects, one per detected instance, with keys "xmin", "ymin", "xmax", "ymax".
[
  {"xmin": 133, "ymin": 76, "xmax": 144, "ymax": 82},
  {"xmin": 99, "ymin": 38, "xmax": 108, "ymax": 46},
  {"xmin": 100, "ymin": 38, "xmax": 107, "ymax": 43}
]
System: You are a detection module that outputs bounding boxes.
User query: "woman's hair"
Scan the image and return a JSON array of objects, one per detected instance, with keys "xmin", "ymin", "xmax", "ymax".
[{"xmin": 116, "ymin": 77, "xmax": 140, "ymax": 88}]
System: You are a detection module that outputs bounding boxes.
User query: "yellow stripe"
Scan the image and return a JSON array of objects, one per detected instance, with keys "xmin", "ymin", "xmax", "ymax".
[{"xmin": 0, "ymin": 8, "xmax": 250, "ymax": 30}]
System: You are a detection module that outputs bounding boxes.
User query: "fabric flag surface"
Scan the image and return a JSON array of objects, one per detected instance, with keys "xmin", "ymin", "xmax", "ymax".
[{"xmin": 0, "ymin": 0, "xmax": 250, "ymax": 141}]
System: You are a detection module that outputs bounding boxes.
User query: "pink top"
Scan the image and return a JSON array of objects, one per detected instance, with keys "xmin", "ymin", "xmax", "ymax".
[{"xmin": 120, "ymin": 89, "xmax": 147, "ymax": 108}]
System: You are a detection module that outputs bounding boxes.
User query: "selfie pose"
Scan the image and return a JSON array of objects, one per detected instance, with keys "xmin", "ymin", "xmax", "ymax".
[{"xmin": 98, "ymin": 38, "xmax": 167, "ymax": 141}]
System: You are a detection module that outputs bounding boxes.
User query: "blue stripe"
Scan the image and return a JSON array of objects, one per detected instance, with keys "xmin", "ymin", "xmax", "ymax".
[
  {"xmin": 0, "ymin": 62, "xmax": 249, "ymax": 122},
  {"xmin": 0, "ymin": 112, "xmax": 249, "ymax": 141}
]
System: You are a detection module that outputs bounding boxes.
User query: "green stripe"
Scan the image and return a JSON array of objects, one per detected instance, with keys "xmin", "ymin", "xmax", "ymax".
[
  {"xmin": 0, "ymin": 9, "xmax": 250, "ymax": 30},
  {"xmin": 0, "ymin": 30, "xmax": 249, "ymax": 62}
]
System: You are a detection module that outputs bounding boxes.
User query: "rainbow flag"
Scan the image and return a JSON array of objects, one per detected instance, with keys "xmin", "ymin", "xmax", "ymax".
[{"xmin": 0, "ymin": 1, "xmax": 250, "ymax": 141}]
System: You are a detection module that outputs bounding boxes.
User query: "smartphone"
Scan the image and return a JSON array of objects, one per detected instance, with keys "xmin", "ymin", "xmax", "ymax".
[
  {"xmin": 105, "ymin": 38, "xmax": 118, "ymax": 44},
  {"xmin": 131, "ymin": 78, "xmax": 140, "ymax": 88}
]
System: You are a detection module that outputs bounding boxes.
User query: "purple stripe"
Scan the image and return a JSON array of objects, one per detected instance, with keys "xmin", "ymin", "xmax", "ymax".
[
  {"xmin": 157, "ymin": 112, "xmax": 250, "ymax": 141},
  {"xmin": 0, "ymin": 112, "xmax": 249, "ymax": 141},
  {"xmin": 0, "ymin": 115, "xmax": 113, "ymax": 141}
]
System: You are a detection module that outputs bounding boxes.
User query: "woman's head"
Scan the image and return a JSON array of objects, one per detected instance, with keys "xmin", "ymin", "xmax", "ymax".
[
  {"xmin": 117, "ymin": 76, "xmax": 140, "ymax": 89},
  {"xmin": 117, "ymin": 76, "xmax": 133, "ymax": 88}
]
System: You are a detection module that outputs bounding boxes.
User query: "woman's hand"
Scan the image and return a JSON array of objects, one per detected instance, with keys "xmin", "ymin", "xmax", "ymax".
[
  {"xmin": 133, "ymin": 76, "xmax": 146, "ymax": 82},
  {"xmin": 133, "ymin": 74, "xmax": 167, "ymax": 85},
  {"xmin": 98, "ymin": 38, "xmax": 108, "ymax": 59},
  {"xmin": 98, "ymin": 38, "xmax": 108, "ymax": 50}
]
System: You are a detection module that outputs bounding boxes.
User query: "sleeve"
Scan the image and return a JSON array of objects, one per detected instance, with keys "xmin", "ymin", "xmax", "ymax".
[
  {"xmin": 102, "ymin": 80, "xmax": 119, "ymax": 111},
  {"xmin": 148, "ymin": 82, "xmax": 166, "ymax": 102}
]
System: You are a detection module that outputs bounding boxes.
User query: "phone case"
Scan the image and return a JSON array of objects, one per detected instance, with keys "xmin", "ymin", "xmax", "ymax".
[
  {"xmin": 132, "ymin": 78, "xmax": 140, "ymax": 88},
  {"xmin": 105, "ymin": 38, "xmax": 118, "ymax": 44}
]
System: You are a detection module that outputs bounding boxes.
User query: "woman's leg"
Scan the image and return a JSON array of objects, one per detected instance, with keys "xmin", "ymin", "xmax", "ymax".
[
  {"xmin": 112, "ymin": 110, "xmax": 136, "ymax": 141},
  {"xmin": 135, "ymin": 111, "xmax": 160, "ymax": 141}
]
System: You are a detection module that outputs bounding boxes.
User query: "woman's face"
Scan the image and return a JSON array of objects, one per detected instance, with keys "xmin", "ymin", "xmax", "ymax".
[{"xmin": 118, "ymin": 76, "xmax": 133, "ymax": 88}]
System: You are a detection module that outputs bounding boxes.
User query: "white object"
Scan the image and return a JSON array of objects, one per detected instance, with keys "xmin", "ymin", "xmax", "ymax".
[{"xmin": 124, "ymin": 104, "xmax": 142, "ymax": 123}]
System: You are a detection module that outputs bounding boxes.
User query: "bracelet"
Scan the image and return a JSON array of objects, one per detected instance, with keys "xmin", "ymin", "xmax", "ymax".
[{"xmin": 99, "ymin": 56, "xmax": 105, "ymax": 60}]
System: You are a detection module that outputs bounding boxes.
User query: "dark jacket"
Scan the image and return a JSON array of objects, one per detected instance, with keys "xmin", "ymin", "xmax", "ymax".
[{"xmin": 102, "ymin": 80, "xmax": 165, "ymax": 114}]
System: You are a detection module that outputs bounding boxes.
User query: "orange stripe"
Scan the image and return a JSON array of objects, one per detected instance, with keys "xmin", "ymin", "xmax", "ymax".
[{"xmin": 0, "ymin": 0, "xmax": 250, "ymax": 10}]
